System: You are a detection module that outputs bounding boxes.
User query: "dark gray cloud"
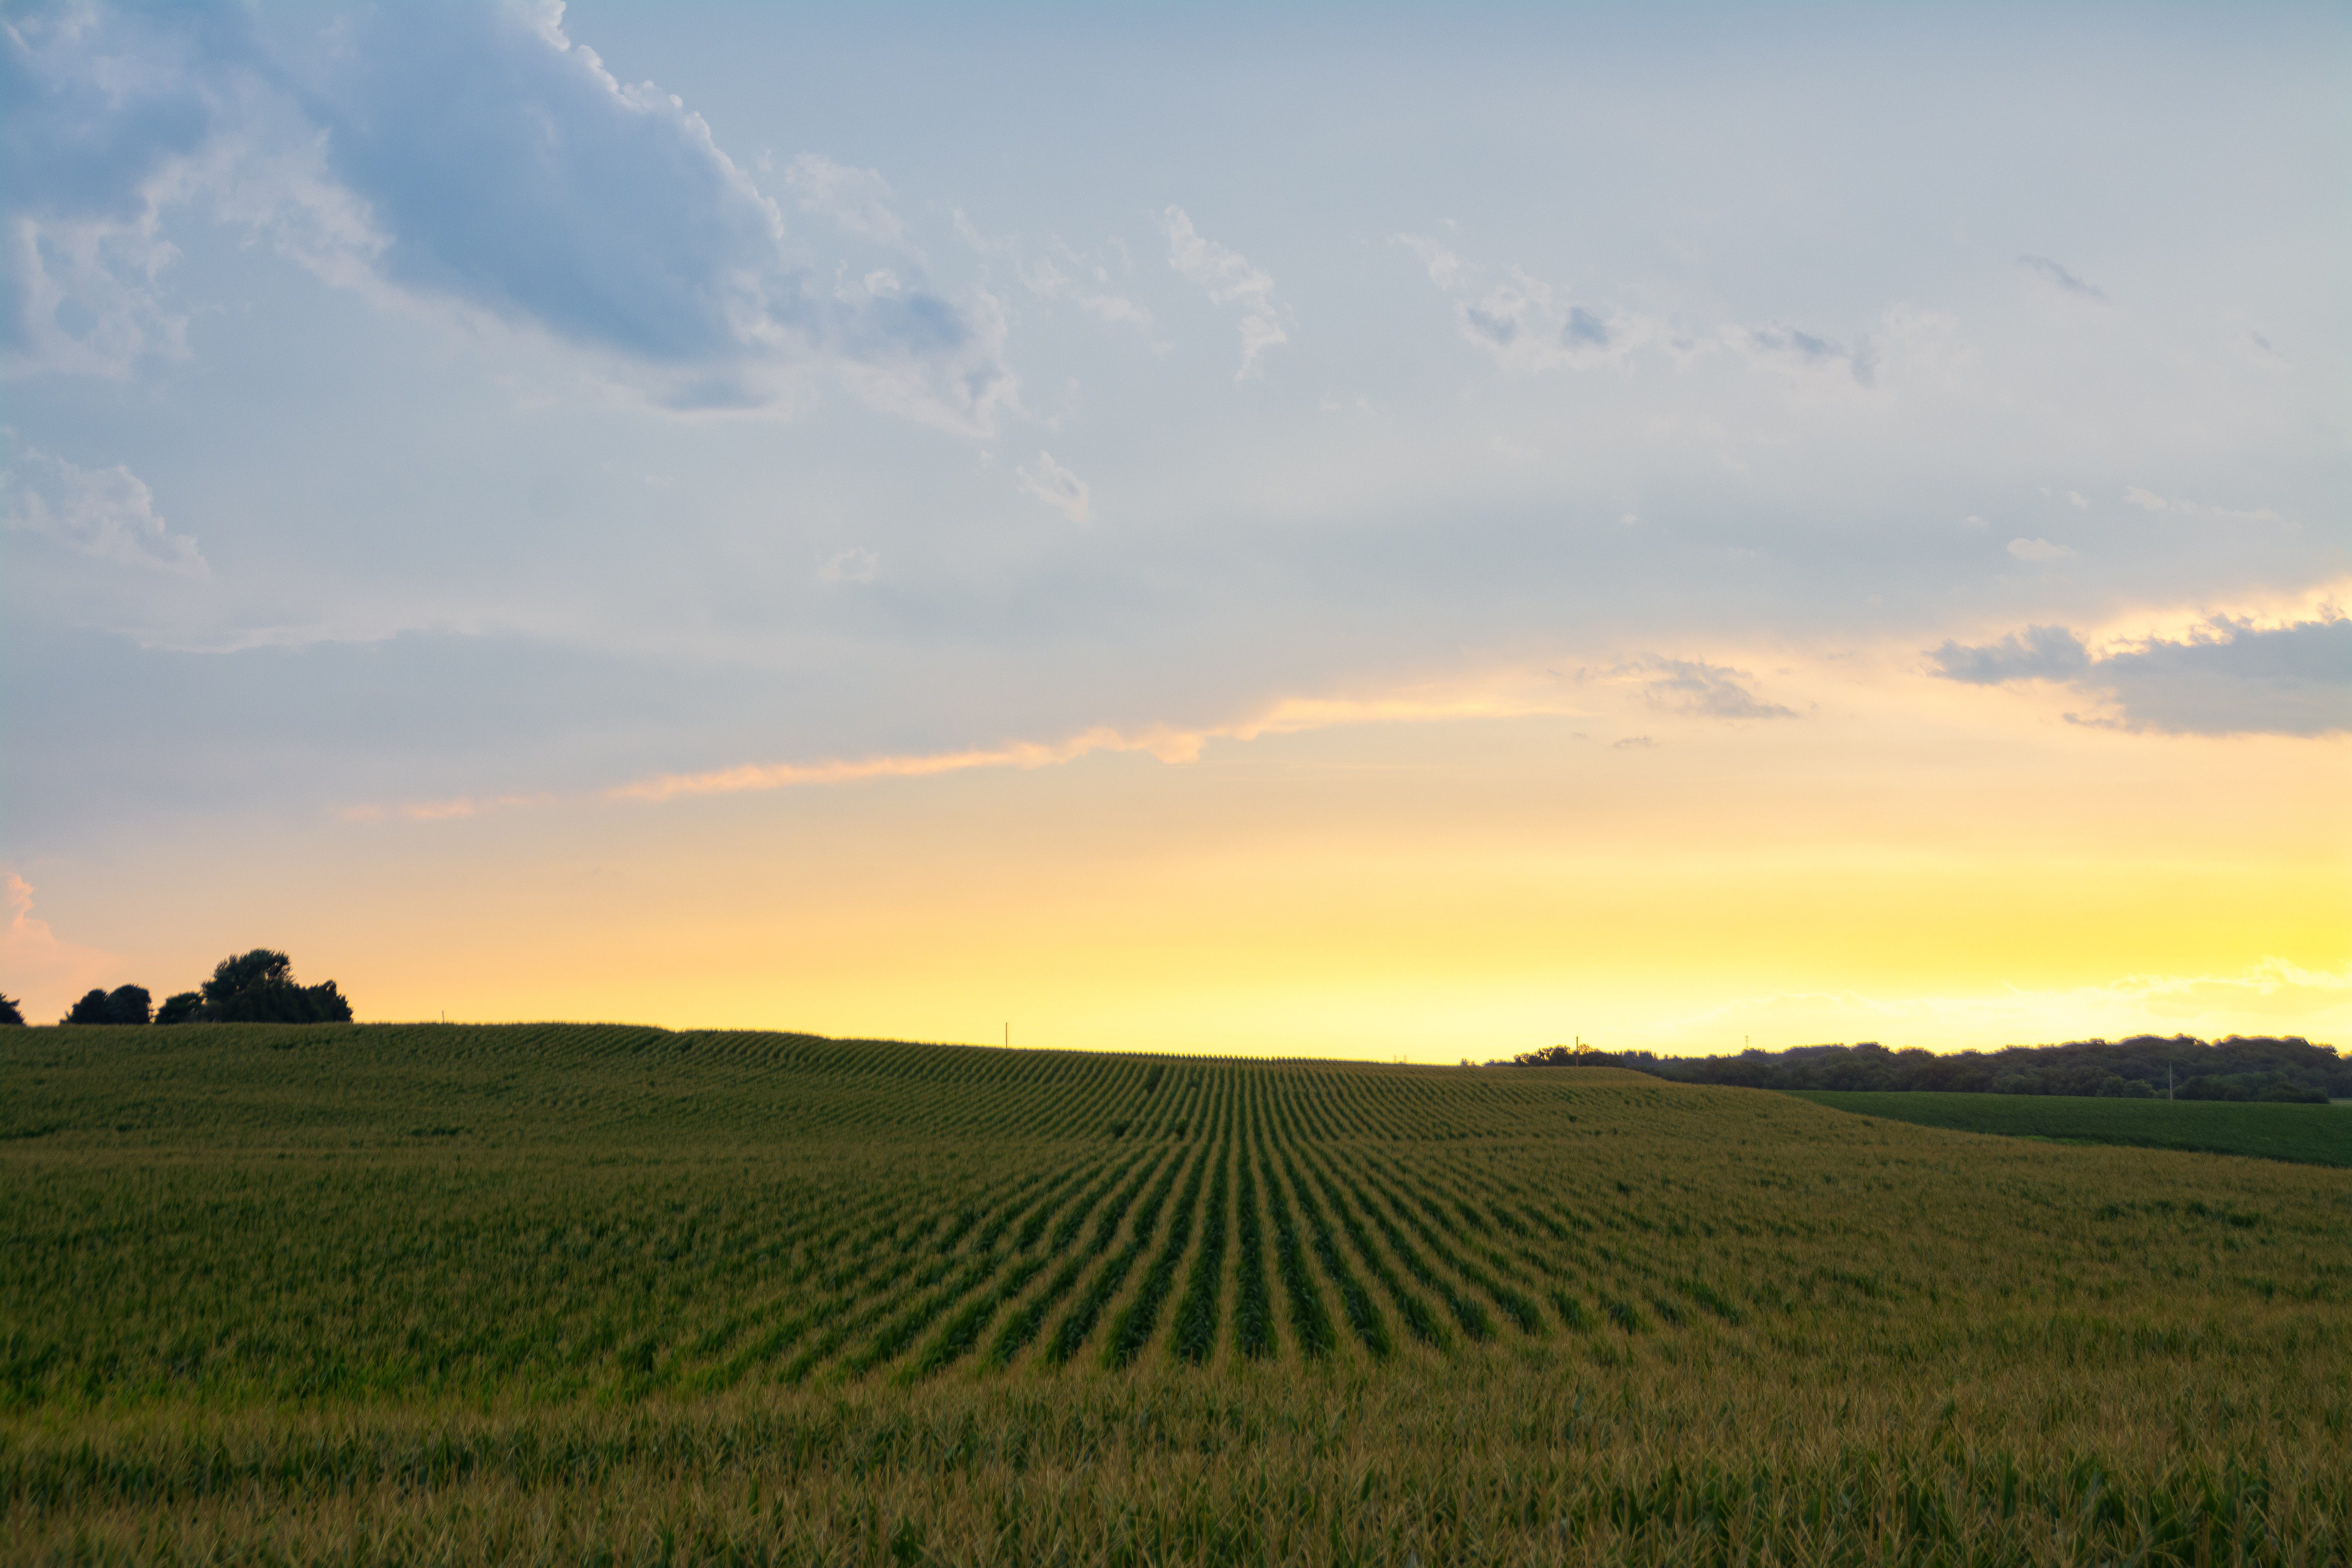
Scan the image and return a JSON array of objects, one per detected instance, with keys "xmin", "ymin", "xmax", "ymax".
[
  {"xmin": 2017, "ymin": 254, "xmax": 2108, "ymax": 301},
  {"xmin": 1926, "ymin": 624, "xmax": 2089, "ymax": 684},
  {"xmin": 1930, "ymin": 617, "xmax": 2350, "ymax": 736}
]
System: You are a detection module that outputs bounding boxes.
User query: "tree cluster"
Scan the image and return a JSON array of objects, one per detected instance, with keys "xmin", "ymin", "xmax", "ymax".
[
  {"xmin": 1508, "ymin": 1035, "xmax": 2347, "ymax": 1103},
  {"xmin": 11, "ymin": 950, "xmax": 355, "ymax": 1028}
]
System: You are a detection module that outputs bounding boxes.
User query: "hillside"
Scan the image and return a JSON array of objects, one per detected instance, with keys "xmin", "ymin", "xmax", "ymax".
[{"xmin": 3, "ymin": 1024, "xmax": 2347, "ymax": 1564}]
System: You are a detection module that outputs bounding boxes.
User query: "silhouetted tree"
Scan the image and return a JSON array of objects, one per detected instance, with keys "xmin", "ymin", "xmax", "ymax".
[
  {"xmin": 1508, "ymin": 1033, "xmax": 2345, "ymax": 1101},
  {"xmin": 155, "ymin": 991, "xmax": 204, "ymax": 1025},
  {"xmin": 62, "ymin": 985, "xmax": 152, "ymax": 1024},
  {"xmin": 0, "ymin": 993, "xmax": 22, "ymax": 1026},
  {"xmin": 198, "ymin": 949, "xmax": 354, "ymax": 1023}
]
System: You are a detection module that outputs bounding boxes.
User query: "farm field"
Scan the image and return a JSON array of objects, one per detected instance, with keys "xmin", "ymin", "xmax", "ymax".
[
  {"xmin": 2, "ymin": 1024, "xmax": 2348, "ymax": 1566},
  {"xmin": 1791, "ymin": 1090, "xmax": 2352, "ymax": 1167}
]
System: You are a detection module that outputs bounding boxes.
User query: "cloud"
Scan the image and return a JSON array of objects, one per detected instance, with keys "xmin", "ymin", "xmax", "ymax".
[
  {"xmin": 2017, "ymin": 254, "xmax": 2107, "ymax": 301},
  {"xmin": 1020, "ymin": 252, "xmax": 1151, "ymax": 330},
  {"xmin": 1403, "ymin": 234, "xmax": 1889, "ymax": 388},
  {"xmin": 2121, "ymin": 488, "xmax": 2280, "ymax": 526},
  {"xmin": 345, "ymin": 673, "xmax": 1602, "ymax": 820},
  {"xmin": 1639, "ymin": 658, "xmax": 1797, "ymax": 720},
  {"xmin": 1399, "ymin": 235, "xmax": 1651, "ymax": 374},
  {"xmin": 1612, "ymin": 735, "xmax": 1655, "ymax": 750},
  {"xmin": 2, "ymin": 447, "xmax": 207, "ymax": 575},
  {"xmin": 958, "ymin": 219, "xmax": 1154, "ymax": 333},
  {"xmin": 0, "ymin": 871, "xmax": 121, "ymax": 1016},
  {"xmin": 1162, "ymin": 207, "xmax": 1286, "ymax": 379},
  {"xmin": 2006, "ymin": 537, "xmax": 2075, "ymax": 562},
  {"xmin": 1926, "ymin": 625, "xmax": 2089, "ymax": 685},
  {"xmin": 1929, "ymin": 614, "xmax": 2351, "ymax": 736},
  {"xmin": 1015, "ymin": 450, "xmax": 1092, "ymax": 526},
  {"xmin": 2, "ymin": 1, "xmax": 1016, "ymax": 432},
  {"xmin": 818, "ymin": 546, "xmax": 878, "ymax": 585},
  {"xmin": 779, "ymin": 152, "xmax": 910, "ymax": 250},
  {"xmin": 0, "ymin": 2, "xmax": 244, "ymax": 376},
  {"xmin": 1726, "ymin": 323, "xmax": 1875, "ymax": 387}
]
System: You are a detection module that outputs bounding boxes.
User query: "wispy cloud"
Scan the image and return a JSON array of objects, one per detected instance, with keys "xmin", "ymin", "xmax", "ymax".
[
  {"xmin": 2, "ymin": 447, "xmax": 207, "ymax": 575},
  {"xmin": 1398, "ymin": 234, "xmax": 1653, "ymax": 374},
  {"xmin": 1637, "ymin": 658, "xmax": 1798, "ymax": 720},
  {"xmin": 1163, "ymin": 207, "xmax": 1287, "ymax": 379},
  {"xmin": 347, "ymin": 678, "xmax": 1599, "ymax": 821},
  {"xmin": 2016, "ymin": 254, "xmax": 2108, "ymax": 302},
  {"xmin": 818, "ymin": 546, "xmax": 878, "ymax": 585},
  {"xmin": 1015, "ymin": 450, "xmax": 1091, "ymax": 526},
  {"xmin": 2121, "ymin": 488, "xmax": 2280, "ymax": 526},
  {"xmin": 1402, "ymin": 232, "xmax": 1887, "ymax": 387},
  {"xmin": 1725, "ymin": 323, "xmax": 1875, "ymax": 387}
]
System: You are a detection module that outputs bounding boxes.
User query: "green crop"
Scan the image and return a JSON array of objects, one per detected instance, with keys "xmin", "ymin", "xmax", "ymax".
[{"xmin": 1, "ymin": 1022, "xmax": 2347, "ymax": 1564}]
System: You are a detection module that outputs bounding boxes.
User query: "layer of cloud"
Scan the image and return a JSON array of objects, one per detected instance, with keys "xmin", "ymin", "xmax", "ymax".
[
  {"xmin": 2, "ymin": 447, "xmax": 207, "ymax": 575},
  {"xmin": 1015, "ymin": 450, "xmax": 1091, "ymax": 526},
  {"xmin": 1163, "ymin": 207, "xmax": 1286, "ymax": 379},
  {"xmin": 2, "ymin": 0, "xmax": 1015, "ymax": 431},
  {"xmin": 1931, "ymin": 615, "xmax": 2352, "ymax": 736}
]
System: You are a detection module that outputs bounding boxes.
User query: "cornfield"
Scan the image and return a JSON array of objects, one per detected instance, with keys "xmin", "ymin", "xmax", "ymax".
[{"xmin": 2, "ymin": 1023, "xmax": 2346, "ymax": 1564}]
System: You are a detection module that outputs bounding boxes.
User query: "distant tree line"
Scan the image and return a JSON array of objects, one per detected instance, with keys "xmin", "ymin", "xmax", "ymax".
[
  {"xmin": 0, "ymin": 950, "xmax": 353, "ymax": 1028},
  {"xmin": 1509, "ymin": 1036, "xmax": 2347, "ymax": 1103}
]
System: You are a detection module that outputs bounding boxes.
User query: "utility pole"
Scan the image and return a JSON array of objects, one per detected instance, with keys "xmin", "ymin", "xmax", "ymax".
[{"xmin": 1004, "ymin": 1022, "xmax": 1009, "ymax": 1050}]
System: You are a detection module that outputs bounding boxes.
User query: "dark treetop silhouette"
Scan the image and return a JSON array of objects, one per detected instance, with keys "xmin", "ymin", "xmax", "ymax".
[
  {"xmin": 46, "ymin": 951, "xmax": 353, "ymax": 1026},
  {"xmin": 1512, "ymin": 1036, "xmax": 2347, "ymax": 1104}
]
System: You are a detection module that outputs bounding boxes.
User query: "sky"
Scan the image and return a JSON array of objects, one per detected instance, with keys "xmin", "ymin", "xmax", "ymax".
[{"xmin": 2, "ymin": 0, "xmax": 2346, "ymax": 1058}]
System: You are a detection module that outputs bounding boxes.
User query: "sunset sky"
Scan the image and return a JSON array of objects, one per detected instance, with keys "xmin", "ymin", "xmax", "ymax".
[{"xmin": 4, "ymin": 1, "xmax": 2345, "ymax": 1057}]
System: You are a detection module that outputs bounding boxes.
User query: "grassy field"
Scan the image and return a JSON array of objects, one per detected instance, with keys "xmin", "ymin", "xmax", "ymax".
[
  {"xmin": 2, "ymin": 1024, "xmax": 2348, "ymax": 1565},
  {"xmin": 1790, "ymin": 1090, "xmax": 2352, "ymax": 1167}
]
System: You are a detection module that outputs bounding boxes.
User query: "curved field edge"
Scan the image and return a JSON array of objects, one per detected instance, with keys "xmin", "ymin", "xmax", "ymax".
[{"xmin": 1789, "ymin": 1089, "xmax": 2352, "ymax": 1167}]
